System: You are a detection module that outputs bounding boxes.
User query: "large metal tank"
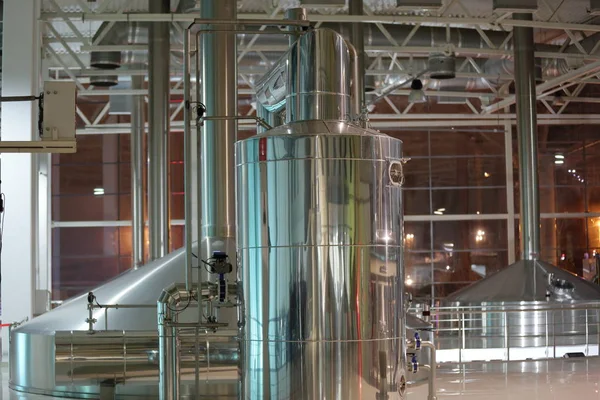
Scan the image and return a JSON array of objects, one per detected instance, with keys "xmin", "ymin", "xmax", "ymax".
[
  {"xmin": 9, "ymin": 247, "xmax": 239, "ymax": 399},
  {"xmin": 236, "ymin": 120, "xmax": 407, "ymax": 400},
  {"xmin": 441, "ymin": 260, "xmax": 600, "ymax": 361}
]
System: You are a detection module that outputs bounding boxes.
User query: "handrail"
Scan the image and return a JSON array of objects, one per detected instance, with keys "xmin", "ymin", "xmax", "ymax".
[
  {"xmin": 409, "ymin": 302, "xmax": 600, "ymax": 364},
  {"xmin": 411, "ymin": 302, "xmax": 600, "ymax": 316}
]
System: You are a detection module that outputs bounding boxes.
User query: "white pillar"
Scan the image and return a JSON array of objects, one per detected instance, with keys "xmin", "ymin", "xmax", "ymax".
[{"xmin": 1, "ymin": 0, "xmax": 42, "ymax": 358}]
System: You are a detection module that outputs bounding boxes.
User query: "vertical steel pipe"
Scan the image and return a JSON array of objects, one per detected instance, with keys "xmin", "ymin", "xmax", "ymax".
[
  {"xmin": 199, "ymin": 0, "xmax": 237, "ymax": 268},
  {"xmin": 148, "ymin": 0, "xmax": 171, "ymax": 260},
  {"xmin": 256, "ymin": 103, "xmax": 277, "ymax": 134},
  {"xmin": 131, "ymin": 75, "xmax": 145, "ymax": 269},
  {"xmin": 513, "ymin": 13, "xmax": 541, "ymax": 260},
  {"xmin": 183, "ymin": 29, "xmax": 193, "ymax": 291},
  {"xmin": 158, "ymin": 301, "xmax": 176, "ymax": 400},
  {"xmin": 284, "ymin": 7, "xmax": 307, "ymax": 46},
  {"xmin": 158, "ymin": 286, "xmax": 188, "ymax": 400},
  {"xmin": 347, "ymin": 42, "xmax": 362, "ymax": 120},
  {"xmin": 349, "ymin": 0, "xmax": 365, "ymax": 122}
]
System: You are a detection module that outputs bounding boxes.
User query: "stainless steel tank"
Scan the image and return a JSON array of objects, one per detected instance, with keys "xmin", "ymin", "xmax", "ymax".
[
  {"xmin": 9, "ymin": 247, "xmax": 239, "ymax": 399},
  {"xmin": 236, "ymin": 120, "xmax": 407, "ymax": 400},
  {"xmin": 442, "ymin": 260, "xmax": 600, "ymax": 361}
]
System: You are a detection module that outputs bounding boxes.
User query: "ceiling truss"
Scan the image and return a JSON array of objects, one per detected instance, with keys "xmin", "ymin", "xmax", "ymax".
[{"xmin": 39, "ymin": 0, "xmax": 600, "ymax": 132}]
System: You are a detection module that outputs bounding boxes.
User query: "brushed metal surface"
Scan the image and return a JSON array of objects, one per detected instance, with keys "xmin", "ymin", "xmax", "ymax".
[
  {"xmin": 147, "ymin": 0, "xmax": 171, "ymax": 260},
  {"xmin": 9, "ymin": 247, "xmax": 239, "ymax": 398},
  {"xmin": 236, "ymin": 122, "xmax": 407, "ymax": 399},
  {"xmin": 255, "ymin": 29, "xmax": 351, "ymax": 122},
  {"xmin": 446, "ymin": 260, "xmax": 600, "ymax": 303}
]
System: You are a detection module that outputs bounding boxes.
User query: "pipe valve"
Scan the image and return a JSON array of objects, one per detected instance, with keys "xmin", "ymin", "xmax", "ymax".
[
  {"xmin": 410, "ymin": 355, "xmax": 418, "ymax": 373},
  {"xmin": 202, "ymin": 252, "xmax": 233, "ymax": 304},
  {"xmin": 414, "ymin": 332, "xmax": 422, "ymax": 349}
]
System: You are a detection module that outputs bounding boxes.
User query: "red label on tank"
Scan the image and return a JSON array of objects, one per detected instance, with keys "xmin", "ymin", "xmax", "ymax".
[{"xmin": 259, "ymin": 137, "xmax": 267, "ymax": 161}]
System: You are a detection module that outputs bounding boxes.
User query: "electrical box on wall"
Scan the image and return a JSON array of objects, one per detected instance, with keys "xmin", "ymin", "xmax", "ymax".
[
  {"xmin": 0, "ymin": 81, "xmax": 76, "ymax": 153},
  {"xmin": 42, "ymin": 81, "xmax": 76, "ymax": 141},
  {"xmin": 396, "ymin": 0, "xmax": 443, "ymax": 10},
  {"xmin": 493, "ymin": 0, "xmax": 537, "ymax": 12},
  {"xmin": 299, "ymin": 0, "xmax": 345, "ymax": 7}
]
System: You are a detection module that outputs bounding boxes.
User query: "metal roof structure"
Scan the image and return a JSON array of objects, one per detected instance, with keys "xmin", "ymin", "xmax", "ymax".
[{"xmin": 35, "ymin": 0, "xmax": 600, "ymax": 134}]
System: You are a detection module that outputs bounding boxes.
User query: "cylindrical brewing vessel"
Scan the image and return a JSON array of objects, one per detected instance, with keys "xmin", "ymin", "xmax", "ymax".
[{"xmin": 236, "ymin": 120, "xmax": 407, "ymax": 399}]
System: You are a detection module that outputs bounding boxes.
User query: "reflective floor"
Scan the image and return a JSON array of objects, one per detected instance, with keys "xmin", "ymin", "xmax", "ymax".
[{"xmin": 3, "ymin": 358, "xmax": 600, "ymax": 399}]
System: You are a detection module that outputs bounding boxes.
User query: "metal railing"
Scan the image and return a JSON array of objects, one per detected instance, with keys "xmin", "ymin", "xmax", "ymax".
[{"xmin": 412, "ymin": 302, "xmax": 600, "ymax": 363}]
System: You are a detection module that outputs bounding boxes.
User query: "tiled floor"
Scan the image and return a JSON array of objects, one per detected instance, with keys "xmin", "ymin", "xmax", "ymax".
[{"xmin": 3, "ymin": 358, "xmax": 600, "ymax": 399}]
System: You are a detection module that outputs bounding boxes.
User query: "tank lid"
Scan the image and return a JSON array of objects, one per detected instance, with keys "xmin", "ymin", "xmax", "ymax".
[{"xmin": 445, "ymin": 259, "xmax": 600, "ymax": 303}]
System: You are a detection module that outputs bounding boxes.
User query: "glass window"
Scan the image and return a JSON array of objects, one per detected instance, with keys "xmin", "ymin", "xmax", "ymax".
[
  {"xmin": 432, "ymin": 220, "xmax": 508, "ymax": 251},
  {"xmin": 431, "ymin": 188, "xmax": 507, "ymax": 215}
]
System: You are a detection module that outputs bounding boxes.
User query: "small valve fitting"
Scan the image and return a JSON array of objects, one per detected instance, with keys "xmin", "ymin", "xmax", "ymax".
[
  {"xmin": 414, "ymin": 332, "xmax": 422, "ymax": 350},
  {"xmin": 411, "ymin": 355, "xmax": 418, "ymax": 373}
]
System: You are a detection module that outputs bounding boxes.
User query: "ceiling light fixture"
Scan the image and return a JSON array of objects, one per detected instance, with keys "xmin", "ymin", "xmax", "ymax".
[
  {"xmin": 552, "ymin": 93, "xmax": 566, "ymax": 107},
  {"xmin": 408, "ymin": 79, "xmax": 427, "ymax": 104}
]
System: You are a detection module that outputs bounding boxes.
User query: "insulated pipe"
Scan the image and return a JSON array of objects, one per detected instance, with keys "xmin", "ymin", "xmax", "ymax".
[
  {"xmin": 349, "ymin": 0, "xmax": 365, "ymax": 121},
  {"xmin": 131, "ymin": 75, "xmax": 144, "ymax": 269},
  {"xmin": 419, "ymin": 366, "xmax": 437, "ymax": 400},
  {"xmin": 256, "ymin": 103, "xmax": 277, "ymax": 134},
  {"xmin": 347, "ymin": 42, "xmax": 363, "ymax": 120},
  {"xmin": 158, "ymin": 286, "xmax": 189, "ymax": 400},
  {"xmin": 183, "ymin": 30, "xmax": 193, "ymax": 291},
  {"xmin": 199, "ymin": 0, "xmax": 238, "ymax": 326},
  {"xmin": 157, "ymin": 297, "xmax": 178, "ymax": 400},
  {"xmin": 514, "ymin": 13, "xmax": 541, "ymax": 260},
  {"xmin": 148, "ymin": 0, "xmax": 171, "ymax": 261},
  {"xmin": 407, "ymin": 340, "xmax": 437, "ymax": 400},
  {"xmin": 285, "ymin": 7, "xmax": 307, "ymax": 46},
  {"xmin": 421, "ymin": 342, "xmax": 437, "ymax": 400}
]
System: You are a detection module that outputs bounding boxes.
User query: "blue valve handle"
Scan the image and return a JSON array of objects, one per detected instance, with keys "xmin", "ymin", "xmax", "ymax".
[
  {"xmin": 411, "ymin": 354, "xmax": 418, "ymax": 373},
  {"xmin": 414, "ymin": 332, "xmax": 422, "ymax": 349},
  {"xmin": 219, "ymin": 274, "xmax": 226, "ymax": 303}
]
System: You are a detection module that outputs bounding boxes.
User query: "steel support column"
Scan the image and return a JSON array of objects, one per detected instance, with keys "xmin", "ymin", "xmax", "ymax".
[
  {"xmin": 349, "ymin": 0, "xmax": 365, "ymax": 117},
  {"xmin": 514, "ymin": 13, "xmax": 541, "ymax": 260},
  {"xmin": 0, "ymin": 0, "xmax": 42, "ymax": 358},
  {"xmin": 148, "ymin": 0, "xmax": 170, "ymax": 260}
]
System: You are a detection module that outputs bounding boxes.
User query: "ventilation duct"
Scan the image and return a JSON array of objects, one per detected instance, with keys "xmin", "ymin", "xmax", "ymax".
[
  {"xmin": 428, "ymin": 52, "xmax": 456, "ymax": 79},
  {"xmin": 89, "ymin": 74, "xmax": 118, "ymax": 87},
  {"xmin": 88, "ymin": 16, "xmax": 581, "ymax": 91},
  {"xmin": 396, "ymin": 0, "xmax": 443, "ymax": 10},
  {"xmin": 90, "ymin": 50, "xmax": 121, "ymax": 69}
]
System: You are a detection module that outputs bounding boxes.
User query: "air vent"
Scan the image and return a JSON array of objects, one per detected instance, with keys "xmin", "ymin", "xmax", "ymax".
[
  {"xmin": 299, "ymin": 0, "xmax": 345, "ymax": 7},
  {"xmin": 428, "ymin": 53, "xmax": 456, "ymax": 80},
  {"xmin": 493, "ymin": 0, "xmax": 537, "ymax": 12},
  {"xmin": 90, "ymin": 75, "xmax": 118, "ymax": 87},
  {"xmin": 396, "ymin": 0, "xmax": 442, "ymax": 10}
]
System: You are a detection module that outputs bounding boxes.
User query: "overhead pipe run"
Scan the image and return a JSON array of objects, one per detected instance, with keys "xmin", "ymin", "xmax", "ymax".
[
  {"xmin": 88, "ymin": 15, "xmax": 579, "ymax": 91},
  {"xmin": 148, "ymin": 0, "xmax": 171, "ymax": 261},
  {"xmin": 514, "ymin": 13, "xmax": 541, "ymax": 260},
  {"xmin": 349, "ymin": 0, "xmax": 366, "ymax": 123},
  {"xmin": 198, "ymin": 0, "xmax": 238, "ymax": 325},
  {"xmin": 131, "ymin": 75, "xmax": 145, "ymax": 269}
]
